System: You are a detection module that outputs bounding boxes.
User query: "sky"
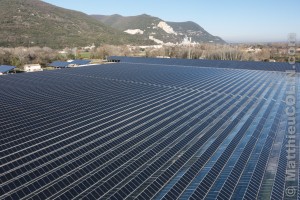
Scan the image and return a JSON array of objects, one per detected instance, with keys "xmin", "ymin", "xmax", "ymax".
[{"xmin": 42, "ymin": 0, "xmax": 300, "ymax": 43}]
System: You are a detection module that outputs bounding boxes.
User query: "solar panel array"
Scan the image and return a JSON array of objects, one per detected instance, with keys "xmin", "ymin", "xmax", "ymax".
[
  {"xmin": 0, "ymin": 59, "xmax": 299, "ymax": 200},
  {"xmin": 49, "ymin": 60, "xmax": 91, "ymax": 68},
  {"xmin": 0, "ymin": 65, "xmax": 16, "ymax": 74},
  {"xmin": 48, "ymin": 61, "xmax": 70, "ymax": 68},
  {"xmin": 108, "ymin": 56, "xmax": 300, "ymax": 73},
  {"xmin": 71, "ymin": 60, "xmax": 91, "ymax": 65}
]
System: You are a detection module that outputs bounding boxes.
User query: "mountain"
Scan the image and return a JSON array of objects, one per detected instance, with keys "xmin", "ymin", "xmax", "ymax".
[
  {"xmin": 91, "ymin": 14, "xmax": 226, "ymax": 44},
  {"xmin": 0, "ymin": 0, "xmax": 153, "ymax": 48}
]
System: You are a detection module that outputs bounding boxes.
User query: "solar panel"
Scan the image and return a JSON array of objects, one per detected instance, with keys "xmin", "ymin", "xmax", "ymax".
[
  {"xmin": 0, "ymin": 59, "xmax": 299, "ymax": 200},
  {"xmin": 48, "ymin": 61, "xmax": 70, "ymax": 68},
  {"xmin": 71, "ymin": 60, "xmax": 91, "ymax": 65},
  {"xmin": 0, "ymin": 65, "xmax": 16, "ymax": 73},
  {"xmin": 108, "ymin": 56, "xmax": 300, "ymax": 72}
]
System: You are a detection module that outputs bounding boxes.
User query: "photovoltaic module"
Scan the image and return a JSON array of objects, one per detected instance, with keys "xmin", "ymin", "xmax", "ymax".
[{"xmin": 0, "ymin": 58, "xmax": 299, "ymax": 199}]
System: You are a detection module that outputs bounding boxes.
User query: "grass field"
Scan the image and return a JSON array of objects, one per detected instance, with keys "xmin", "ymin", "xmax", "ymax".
[{"xmin": 78, "ymin": 52, "xmax": 91, "ymax": 59}]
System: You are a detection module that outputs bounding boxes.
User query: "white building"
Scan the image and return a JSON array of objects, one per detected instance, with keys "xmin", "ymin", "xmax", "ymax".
[{"xmin": 23, "ymin": 64, "xmax": 43, "ymax": 72}]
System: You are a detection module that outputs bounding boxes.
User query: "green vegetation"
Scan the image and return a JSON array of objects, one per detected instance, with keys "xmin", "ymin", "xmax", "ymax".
[
  {"xmin": 0, "ymin": 0, "xmax": 154, "ymax": 49},
  {"xmin": 78, "ymin": 52, "xmax": 91, "ymax": 59},
  {"xmin": 91, "ymin": 14, "xmax": 226, "ymax": 44},
  {"xmin": 0, "ymin": 47, "xmax": 60, "ymax": 68},
  {"xmin": 92, "ymin": 14, "xmax": 161, "ymax": 31},
  {"xmin": 0, "ymin": 0, "xmax": 225, "ymax": 49},
  {"xmin": 1, "ymin": 43, "xmax": 297, "ymax": 68},
  {"xmin": 168, "ymin": 21, "xmax": 225, "ymax": 43}
]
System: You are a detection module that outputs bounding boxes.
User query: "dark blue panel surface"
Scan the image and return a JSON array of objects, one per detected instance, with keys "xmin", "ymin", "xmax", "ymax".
[{"xmin": 0, "ymin": 58, "xmax": 299, "ymax": 200}]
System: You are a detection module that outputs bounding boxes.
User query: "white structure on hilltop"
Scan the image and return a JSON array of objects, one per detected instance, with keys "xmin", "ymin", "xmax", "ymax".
[{"xmin": 124, "ymin": 29, "xmax": 144, "ymax": 35}]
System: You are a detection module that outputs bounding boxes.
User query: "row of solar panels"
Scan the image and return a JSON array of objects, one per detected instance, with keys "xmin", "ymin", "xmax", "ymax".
[
  {"xmin": 0, "ymin": 59, "xmax": 90, "ymax": 74},
  {"xmin": 0, "ymin": 63, "xmax": 299, "ymax": 199},
  {"xmin": 49, "ymin": 60, "xmax": 91, "ymax": 68},
  {"xmin": 108, "ymin": 56, "xmax": 300, "ymax": 72},
  {"xmin": 0, "ymin": 65, "xmax": 16, "ymax": 74}
]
